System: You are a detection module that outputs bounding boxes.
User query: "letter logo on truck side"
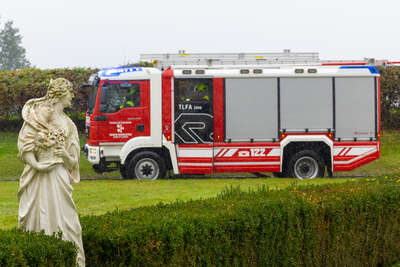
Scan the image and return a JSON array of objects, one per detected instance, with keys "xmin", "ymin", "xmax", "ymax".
[
  {"xmin": 216, "ymin": 148, "xmax": 270, "ymax": 158},
  {"xmin": 174, "ymin": 113, "xmax": 213, "ymax": 144}
]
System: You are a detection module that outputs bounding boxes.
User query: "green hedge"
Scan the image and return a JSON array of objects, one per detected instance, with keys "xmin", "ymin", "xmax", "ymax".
[
  {"xmin": 2, "ymin": 178, "xmax": 400, "ymax": 266},
  {"xmin": 0, "ymin": 68, "xmax": 96, "ymax": 118},
  {"xmin": 80, "ymin": 177, "xmax": 400, "ymax": 266},
  {"xmin": 0, "ymin": 68, "xmax": 95, "ymax": 132},
  {"xmin": 0, "ymin": 228, "xmax": 77, "ymax": 266}
]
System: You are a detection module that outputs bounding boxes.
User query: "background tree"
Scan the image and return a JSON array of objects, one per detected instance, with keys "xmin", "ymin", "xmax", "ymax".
[
  {"xmin": 380, "ymin": 66, "xmax": 400, "ymax": 129},
  {"xmin": 0, "ymin": 20, "xmax": 30, "ymax": 70}
]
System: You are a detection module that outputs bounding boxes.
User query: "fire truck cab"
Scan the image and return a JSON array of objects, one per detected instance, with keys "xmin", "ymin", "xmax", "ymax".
[{"xmin": 83, "ymin": 54, "xmax": 380, "ymax": 180}]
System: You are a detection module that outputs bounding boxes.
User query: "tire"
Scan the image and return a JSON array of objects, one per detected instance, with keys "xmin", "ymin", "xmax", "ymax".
[
  {"xmin": 127, "ymin": 151, "xmax": 166, "ymax": 181},
  {"xmin": 288, "ymin": 150, "xmax": 324, "ymax": 179},
  {"xmin": 120, "ymin": 165, "xmax": 130, "ymax": 179}
]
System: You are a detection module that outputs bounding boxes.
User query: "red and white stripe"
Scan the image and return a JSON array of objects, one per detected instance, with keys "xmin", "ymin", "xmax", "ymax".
[
  {"xmin": 333, "ymin": 143, "xmax": 379, "ymax": 171},
  {"xmin": 176, "ymin": 144, "xmax": 281, "ymax": 174}
]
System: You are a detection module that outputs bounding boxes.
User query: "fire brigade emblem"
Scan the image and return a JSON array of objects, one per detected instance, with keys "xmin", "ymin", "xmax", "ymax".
[
  {"xmin": 117, "ymin": 123, "xmax": 125, "ymax": 133},
  {"xmin": 109, "ymin": 121, "xmax": 132, "ymax": 139}
]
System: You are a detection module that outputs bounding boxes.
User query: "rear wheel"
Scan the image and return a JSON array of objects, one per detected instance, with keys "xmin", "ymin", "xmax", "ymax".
[
  {"xmin": 128, "ymin": 152, "xmax": 166, "ymax": 181},
  {"xmin": 288, "ymin": 150, "xmax": 324, "ymax": 179}
]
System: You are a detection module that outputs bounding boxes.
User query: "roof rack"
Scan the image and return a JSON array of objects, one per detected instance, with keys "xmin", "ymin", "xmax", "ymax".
[
  {"xmin": 140, "ymin": 50, "xmax": 321, "ymax": 69},
  {"xmin": 140, "ymin": 51, "xmax": 398, "ymax": 69}
]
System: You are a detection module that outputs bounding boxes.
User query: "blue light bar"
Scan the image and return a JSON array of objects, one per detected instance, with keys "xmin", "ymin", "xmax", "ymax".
[
  {"xmin": 339, "ymin": 65, "xmax": 379, "ymax": 74},
  {"xmin": 99, "ymin": 67, "xmax": 143, "ymax": 78}
]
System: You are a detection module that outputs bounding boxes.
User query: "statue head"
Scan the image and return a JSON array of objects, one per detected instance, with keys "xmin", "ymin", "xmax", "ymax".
[{"xmin": 45, "ymin": 78, "xmax": 74, "ymax": 108}]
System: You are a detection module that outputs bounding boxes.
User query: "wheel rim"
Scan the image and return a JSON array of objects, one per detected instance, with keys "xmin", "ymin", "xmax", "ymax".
[
  {"xmin": 135, "ymin": 158, "xmax": 159, "ymax": 180},
  {"xmin": 294, "ymin": 156, "xmax": 318, "ymax": 179}
]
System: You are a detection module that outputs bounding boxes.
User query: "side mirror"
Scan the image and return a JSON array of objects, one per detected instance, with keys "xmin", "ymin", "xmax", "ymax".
[{"xmin": 80, "ymin": 84, "xmax": 91, "ymax": 89}]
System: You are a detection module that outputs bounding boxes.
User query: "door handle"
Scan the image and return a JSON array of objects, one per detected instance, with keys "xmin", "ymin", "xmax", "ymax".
[
  {"xmin": 136, "ymin": 124, "xmax": 144, "ymax": 132},
  {"xmin": 94, "ymin": 116, "xmax": 108, "ymax": 121}
]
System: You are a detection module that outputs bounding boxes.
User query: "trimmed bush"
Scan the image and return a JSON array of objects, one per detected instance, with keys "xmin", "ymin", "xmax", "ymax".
[
  {"xmin": 0, "ymin": 68, "xmax": 97, "ymax": 117},
  {"xmin": 80, "ymin": 177, "xmax": 400, "ymax": 266},
  {"xmin": 2, "ymin": 178, "xmax": 399, "ymax": 266},
  {"xmin": 0, "ymin": 68, "xmax": 96, "ymax": 130},
  {"xmin": 0, "ymin": 228, "xmax": 77, "ymax": 266}
]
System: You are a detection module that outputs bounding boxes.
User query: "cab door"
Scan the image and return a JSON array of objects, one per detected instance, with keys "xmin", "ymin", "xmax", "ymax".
[
  {"xmin": 174, "ymin": 78, "xmax": 214, "ymax": 144},
  {"xmin": 96, "ymin": 80, "xmax": 150, "ymax": 143},
  {"xmin": 173, "ymin": 78, "xmax": 214, "ymax": 174}
]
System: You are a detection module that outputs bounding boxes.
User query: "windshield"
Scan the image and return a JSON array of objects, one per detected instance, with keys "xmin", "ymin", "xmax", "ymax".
[
  {"xmin": 99, "ymin": 81, "xmax": 141, "ymax": 113},
  {"xmin": 87, "ymin": 82, "xmax": 99, "ymax": 114}
]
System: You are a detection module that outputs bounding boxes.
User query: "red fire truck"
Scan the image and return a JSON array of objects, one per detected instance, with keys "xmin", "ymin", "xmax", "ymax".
[{"xmin": 83, "ymin": 52, "xmax": 381, "ymax": 180}]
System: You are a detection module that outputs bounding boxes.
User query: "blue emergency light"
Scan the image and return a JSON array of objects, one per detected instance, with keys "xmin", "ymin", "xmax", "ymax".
[{"xmin": 99, "ymin": 67, "xmax": 143, "ymax": 78}]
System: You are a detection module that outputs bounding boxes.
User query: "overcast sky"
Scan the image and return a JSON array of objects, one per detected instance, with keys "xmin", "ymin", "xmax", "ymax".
[{"xmin": 1, "ymin": 0, "xmax": 399, "ymax": 69}]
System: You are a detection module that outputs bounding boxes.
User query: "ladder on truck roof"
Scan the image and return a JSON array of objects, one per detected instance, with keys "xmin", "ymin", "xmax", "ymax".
[
  {"xmin": 140, "ymin": 51, "xmax": 398, "ymax": 69},
  {"xmin": 140, "ymin": 51, "xmax": 321, "ymax": 69}
]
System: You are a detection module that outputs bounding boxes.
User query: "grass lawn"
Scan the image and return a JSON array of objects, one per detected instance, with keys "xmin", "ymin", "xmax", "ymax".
[{"xmin": 0, "ymin": 177, "xmax": 353, "ymax": 229}]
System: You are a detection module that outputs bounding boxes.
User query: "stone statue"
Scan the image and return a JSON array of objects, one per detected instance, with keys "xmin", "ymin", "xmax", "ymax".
[{"xmin": 17, "ymin": 78, "xmax": 85, "ymax": 266}]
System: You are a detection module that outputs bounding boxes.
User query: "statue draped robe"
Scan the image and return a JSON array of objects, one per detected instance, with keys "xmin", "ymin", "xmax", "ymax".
[{"xmin": 18, "ymin": 98, "xmax": 85, "ymax": 266}]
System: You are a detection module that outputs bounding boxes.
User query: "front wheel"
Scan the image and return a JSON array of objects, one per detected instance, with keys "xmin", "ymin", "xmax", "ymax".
[
  {"xmin": 120, "ymin": 165, "xmax": 130, "ymax": 179},
  {"xmin": 128, "ymin": 152, "xmax": 166, "ymax": 180},
  {"xmin": 288, "ymin": 150, "xmax": 324, "ymax": 179}
]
